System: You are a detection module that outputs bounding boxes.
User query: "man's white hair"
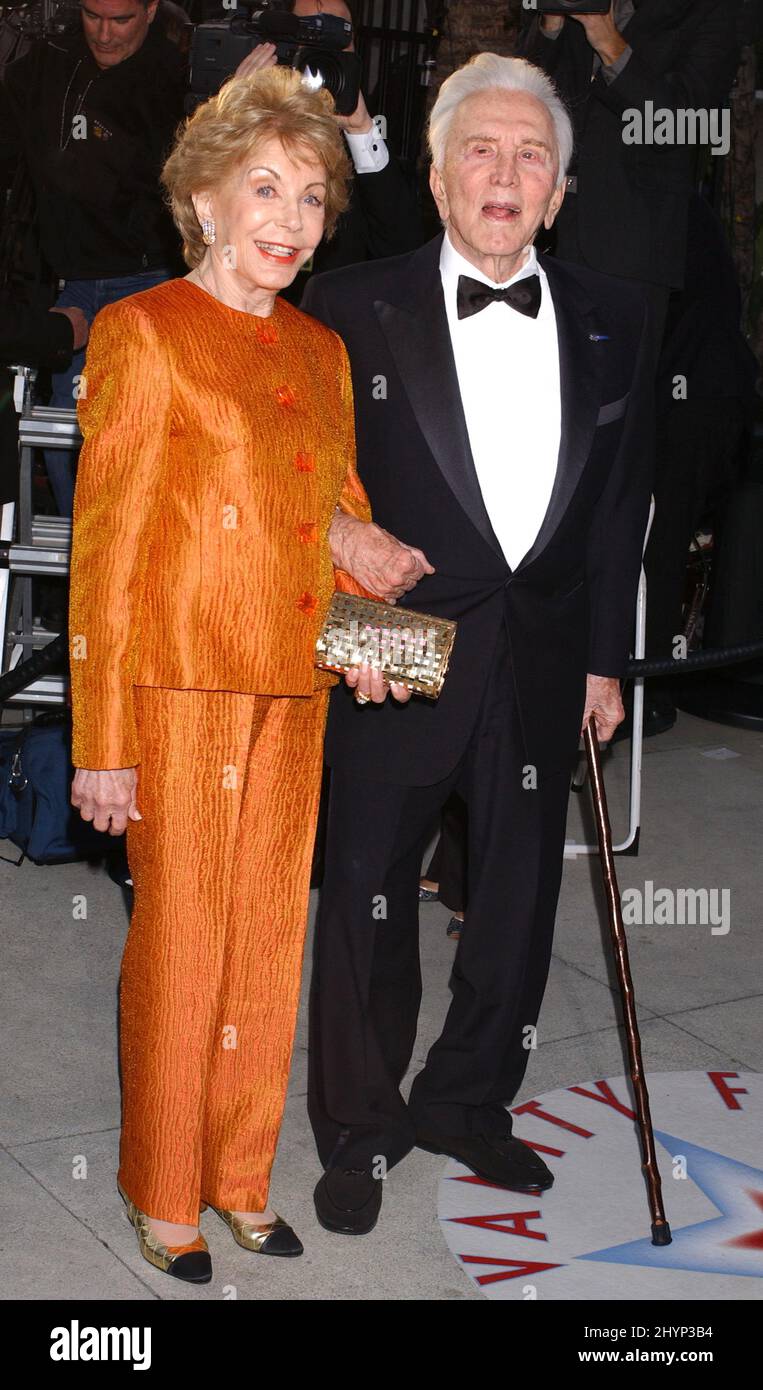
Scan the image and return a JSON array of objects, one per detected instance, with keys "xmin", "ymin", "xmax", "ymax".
[{"xmin": 428, "ymin": 53, "xmax": 574, "ymax": 189}]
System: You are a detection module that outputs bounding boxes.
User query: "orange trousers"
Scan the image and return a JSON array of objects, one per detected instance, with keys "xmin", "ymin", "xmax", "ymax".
[{"xmin": 118, "ymin": 684, "xmax": 329, "ymax": 1223}]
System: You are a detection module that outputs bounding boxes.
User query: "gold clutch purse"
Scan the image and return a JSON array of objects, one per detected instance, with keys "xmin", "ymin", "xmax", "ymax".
[{"xmin": 315, "ymin": 590, "xmax": 457, "ymax": 699}]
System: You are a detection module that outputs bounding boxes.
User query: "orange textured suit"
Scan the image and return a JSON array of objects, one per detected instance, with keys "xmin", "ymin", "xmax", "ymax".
[{"xmin": 68, "ymin": 276, "xmax": 370, "ymax": 1221}]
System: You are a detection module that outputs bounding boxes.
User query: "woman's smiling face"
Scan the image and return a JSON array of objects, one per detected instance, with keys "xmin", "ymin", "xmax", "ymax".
[{"xmin": 192, "ymin": 136, "xmax": 328, "ymax": 293}]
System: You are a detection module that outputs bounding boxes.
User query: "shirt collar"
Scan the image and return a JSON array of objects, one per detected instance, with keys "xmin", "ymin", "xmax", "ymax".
[{"xmin": 440, "ymin": 231, "xmax": 542, "ymax": 315}]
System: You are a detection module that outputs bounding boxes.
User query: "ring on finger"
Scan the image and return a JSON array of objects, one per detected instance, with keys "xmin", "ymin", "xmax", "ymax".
[{"xmin": 354, "ymin": 690, "xmax": 371, "ymax": 705}]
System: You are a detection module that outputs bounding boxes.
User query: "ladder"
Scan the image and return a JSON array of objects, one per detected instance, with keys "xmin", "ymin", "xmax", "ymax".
[{"xmin": 0, "ymin": 366, "xmax": 77, "ymax": 711}]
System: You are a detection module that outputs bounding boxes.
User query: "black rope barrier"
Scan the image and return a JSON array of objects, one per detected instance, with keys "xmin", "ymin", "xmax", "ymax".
[
  {"xmin": 1, "ymin": 632, "xmax": 763, "ymax": 706},
  {"xmin": 624, "ymin": 638, "xmax": 763, "ymax": 680},
  {"xmin": 0, "ymin": 630, "xmax": 68, "ymax": 703}
]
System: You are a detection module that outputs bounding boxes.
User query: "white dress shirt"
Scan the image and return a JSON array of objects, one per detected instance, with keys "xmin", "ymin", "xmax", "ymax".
[
  {"xmin": 343, "ymin": 124, "xmax": 390, "ymax": 173},
  {"xmin": 440, "ymin": 231, "xmax": 562, "ymax": 571}
]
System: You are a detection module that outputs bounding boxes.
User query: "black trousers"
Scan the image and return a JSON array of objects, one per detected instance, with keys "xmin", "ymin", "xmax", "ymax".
[
  {"xmin": 422, "ymin": 792, "xmax": 468, "ymax": 914},
  {"xmin": 307, "ymin": 623, "xmax": 574, "ymax": 1173},
  {"xmin": 645, "ymin": 397, "xmax": 746, "ymax": 661}
]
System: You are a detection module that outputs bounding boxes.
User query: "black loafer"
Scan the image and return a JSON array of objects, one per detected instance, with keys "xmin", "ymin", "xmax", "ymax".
[
  {"xmin": 314, "ymin": 1167, "xmax": 382, "ymax": 1235},
  {"xmin": 415, "ymin": 1128, "xmax": 554, "ymax": 1192}
]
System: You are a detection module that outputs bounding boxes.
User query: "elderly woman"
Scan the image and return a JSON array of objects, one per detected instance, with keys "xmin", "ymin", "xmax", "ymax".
[{"xmin": 68, "ymin": 65, "xmax": 423, "ymax": 1283}]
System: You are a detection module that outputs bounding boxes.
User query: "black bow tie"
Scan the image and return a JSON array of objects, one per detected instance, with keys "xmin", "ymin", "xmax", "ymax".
[{"xmin": 457, "ymin": 272, "xmax": 542, "ymax": 321}]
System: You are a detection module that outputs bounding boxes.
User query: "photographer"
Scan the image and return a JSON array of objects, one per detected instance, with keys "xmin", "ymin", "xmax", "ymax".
[
  {"xmin": 517, "ymin": 1, "xmax": 742, "ymax": 354},
  {"xmin": 234, "ymin": 0, "xmax": 424, "ymax": 301},
  {"xmin": 0, "ymin": 0, "xmax": 186, "ymax": 515}
]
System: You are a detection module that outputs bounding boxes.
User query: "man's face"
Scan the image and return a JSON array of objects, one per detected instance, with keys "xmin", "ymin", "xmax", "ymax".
[
  {"xmin": 80, "ymin": 0, "xmax": 158, "ymax": 69},
  {"xmin": 291, "ymin": 0, "xmax": 354, "ymax": 51},
  {"xmin": 430, "ymin": 88, "xmax": 566, "ymax": 281}
]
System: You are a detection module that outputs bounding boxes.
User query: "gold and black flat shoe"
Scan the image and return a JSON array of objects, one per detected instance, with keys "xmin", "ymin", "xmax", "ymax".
[
  {"xmin": 201, "ymin": 1201, "xmax": 303, "ymax": 1257},
  {"xmin": 118, "ymin": 1181, "xmax": 213, "ymax": 1283}
]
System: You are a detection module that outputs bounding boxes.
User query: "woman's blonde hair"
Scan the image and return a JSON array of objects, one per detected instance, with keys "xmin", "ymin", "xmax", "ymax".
[{"xmin": 162, "ymin": 66, "xmax": 352, "ymax": 268}]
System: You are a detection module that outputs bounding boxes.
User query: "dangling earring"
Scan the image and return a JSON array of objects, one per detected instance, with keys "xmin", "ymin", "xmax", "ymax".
[{"xmin": 201, "ymin": 218, "xmax": 216, "ymax": 246}]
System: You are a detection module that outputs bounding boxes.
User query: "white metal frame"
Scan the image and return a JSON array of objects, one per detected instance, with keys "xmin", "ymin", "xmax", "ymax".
[{"xmin": 1, "ymin": 369, "xmax": 76, "ymax": 709}]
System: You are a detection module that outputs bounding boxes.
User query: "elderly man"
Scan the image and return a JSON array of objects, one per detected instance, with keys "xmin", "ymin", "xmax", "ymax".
[{"xmin": 305, "ymin": 52, "xmax": 654, "ymax": 1234}]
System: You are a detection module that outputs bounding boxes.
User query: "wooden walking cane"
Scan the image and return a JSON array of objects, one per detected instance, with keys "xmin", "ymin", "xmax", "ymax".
[{"xmin": 584, "ymin": 715, "xmax": 672, "ymax": 1247}]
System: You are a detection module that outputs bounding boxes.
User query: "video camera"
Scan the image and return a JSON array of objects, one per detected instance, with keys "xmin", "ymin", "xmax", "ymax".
[
  {"xmin": 526, "ymin": 2, "xmax": 611, "ymax": 14},
  {"xmin": 188, "ymin": 2, "xmax": 362, "ymax": 115}
]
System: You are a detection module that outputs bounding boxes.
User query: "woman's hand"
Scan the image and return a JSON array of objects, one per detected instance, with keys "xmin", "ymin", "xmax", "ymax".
[
  {"xmin": 345, "ymin": 661, "xmax": 412, "ymax": 705},
  {"xmin": 71, "ymin": 767, "xmax": 141, "ymax": 835}
]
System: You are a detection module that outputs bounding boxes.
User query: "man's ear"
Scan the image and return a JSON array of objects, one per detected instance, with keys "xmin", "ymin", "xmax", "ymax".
[
  {"xmin": 429, "ymin": 163, "xmax": 450, "ymax": 225},
  {"xmin": 146, "ymin": 0, "xmax": 160, "ymax": 23},
  {"xmin": 544, "ymin": 178, "xmax": 566, "ymax": 231}
]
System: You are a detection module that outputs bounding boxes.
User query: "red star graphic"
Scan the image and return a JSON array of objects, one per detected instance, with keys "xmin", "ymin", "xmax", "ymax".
[{"xmin": 725, "ymin": 1190, "xmax": 763, "ymax": 1250}]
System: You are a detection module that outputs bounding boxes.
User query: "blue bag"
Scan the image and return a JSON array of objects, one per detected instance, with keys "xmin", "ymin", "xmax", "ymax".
[{"xmin": 0, "ymin": 713, "xmax": 117, "ymax": 865}]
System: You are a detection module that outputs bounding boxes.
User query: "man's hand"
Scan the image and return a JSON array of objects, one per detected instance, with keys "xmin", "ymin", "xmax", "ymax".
[
  {"xmin": 235, "ymin": 45, "xmax": 374, "ymax": 136},
  {"xmin": 329, "ymin": 512, "xmax": 434, "ymax": 602},
  {"xmin": 333, "ymin": 88, "xmax": 375, "ymax": 135},
  {"xmin": 50, "ymin": 305, "xmax": 89, "ymax": 351},
  {"xmin": 540, "ymin": 14, "xmax": 565, "ymax": 36},
  {"xmin": 581, "ymin": 674, "xmax": 625, "ymax": 745},
  {"xmin": 235, "ymin": 42, "xmax": 278, "ymax": 79},
  {"xmin": 71, "ymin": 767, "xmax": 141, "ymax": 835},
  {"xmin": 569, "ymin": 4, "xmax": 628, "ymax": 67}
]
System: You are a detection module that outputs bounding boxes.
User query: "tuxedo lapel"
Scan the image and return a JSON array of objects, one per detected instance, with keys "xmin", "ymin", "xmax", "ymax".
[
  {"xmin": 373, "ymin": 237, "xmax": 506, "ymax": 562},
  {"xmin": 372, "ymin": 238, "xmax": 609, "ymax": 576},
  {"xmin": 513, "ymin": 254, "xmax": 605, "ymax": 574}
]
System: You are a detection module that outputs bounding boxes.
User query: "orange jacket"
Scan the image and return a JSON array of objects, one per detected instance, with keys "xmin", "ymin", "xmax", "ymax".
[{"xmin": 68, "ymin": 277, "xmax": 371, "ymax": 770}]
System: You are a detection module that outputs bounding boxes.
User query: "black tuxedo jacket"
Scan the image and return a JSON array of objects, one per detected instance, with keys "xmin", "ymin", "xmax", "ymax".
[
  {"xmin": 518, "ymin": 0, "xmax": 741, "ymax": 289},
  {"xmin": 302, "ymin": 234, "xmax": 654, "ymax": 787}
]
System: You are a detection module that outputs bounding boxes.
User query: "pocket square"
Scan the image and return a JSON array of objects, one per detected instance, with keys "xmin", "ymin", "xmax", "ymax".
[{"xmin": 596, "ymin": 393, "xmax": 630, "ymax": 426}]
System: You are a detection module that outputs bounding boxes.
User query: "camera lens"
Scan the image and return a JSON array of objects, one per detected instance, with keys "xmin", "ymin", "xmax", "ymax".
[{"xmin": 292, "ymin": 47, "xmax": 359, "ymax": 116}]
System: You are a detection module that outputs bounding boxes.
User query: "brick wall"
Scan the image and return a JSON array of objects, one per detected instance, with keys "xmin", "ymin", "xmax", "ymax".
[{"xmin": 430, "ymin": 0, "xmax": 524, "ymax": 96}]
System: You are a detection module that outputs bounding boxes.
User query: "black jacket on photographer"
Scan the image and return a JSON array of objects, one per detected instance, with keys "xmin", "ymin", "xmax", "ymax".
[
  {"xmin": 0, "ymin": 20, "xmax": 185, "ymax": 280},
  {"xmin": 518, "ymin": 0, "xmax": 742, "ymax": 291}
]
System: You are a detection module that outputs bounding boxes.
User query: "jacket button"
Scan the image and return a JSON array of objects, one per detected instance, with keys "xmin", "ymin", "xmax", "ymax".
[
  {"xmin": 294, "ymin": 451, "xmax": 315, "ymax": 472},
  {"xmin": 297, "ymin": 592, "xmax": 318, "ymax": 615},
  {"xmin": 275, "ymin": 384, "xmax": 296, "ymax": 406},
  {"xmin": 296, "ymin": 521, "xmax": 317, "ymax": 544}
]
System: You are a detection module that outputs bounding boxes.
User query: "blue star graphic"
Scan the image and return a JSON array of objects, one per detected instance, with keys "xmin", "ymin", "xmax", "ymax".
[{"xmin": 578, "ymin": 1131, "xmax": 763, "ymax": 1278}]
